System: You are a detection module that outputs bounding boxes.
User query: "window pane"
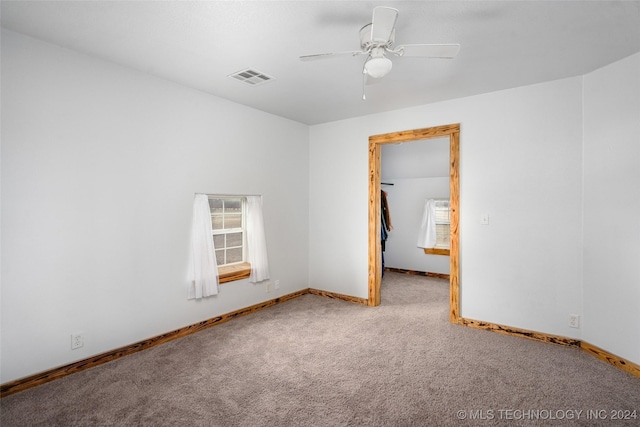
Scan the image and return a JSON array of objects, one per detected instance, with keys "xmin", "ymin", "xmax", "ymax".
[
  {"xmin": 226, "ymin": 232, "xmax": 243, "ymax": 248},
  {"xmin": 227, "ymin": 248, "xmax": 243, "ymax": 264},
  {"xmin": 435, "ymin": 200, "xmax": 450, "ymax": 224},
  {"xmin": 213, "ymin": 235, "xmax": 225, "ymax": 249},
  {"xmin": 225, "ymin": 199, "xmax": 242, "ymax": 211},
  {"xmin": 209, "ymin": 198, "xmax": 223, "ymax": 213},
  {"xmin": 215, "ymin": 249, "xmax": 225, "ymax": 265},
  {"xmin": 206, "ymin": 196, "xmax": 247, "ymax": 267},
  {"xmin": 436, "ymin": 224, "xmax": 450, "ymax": 248},
  {"xmin": 435, "ymin": 209, "xmax": 449, "ymax": 223},
  {"xmin": 225, "ymin": 214, "xmax": 242, "ymax": 229},
  {"xmin": 211, "ymin": 215, "xmax": 223, "ymax": 230}
]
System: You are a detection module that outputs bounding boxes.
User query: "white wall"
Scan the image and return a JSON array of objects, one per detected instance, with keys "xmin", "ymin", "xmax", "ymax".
[
  {"xmin": 582, "ymin": 53, "xmax": 640, "ymax": 364},
  {"xmin": 310, "ymin": 76, "xmax": 584, "ymax": 338},
  {"xmin": 380, "ymin": 136, "xmax": 450, "ymax": 180},
  {"xmin": 0, "ymin": 30, "xmax": 309, "ymax": 383},
  {"xmin": 381, "ymin": 177, "xmax": 450, "ymax": 275}
]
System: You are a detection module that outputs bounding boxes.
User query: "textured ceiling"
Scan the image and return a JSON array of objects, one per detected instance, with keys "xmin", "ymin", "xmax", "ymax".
[{"xmin": 2, "ymin": 1, "xmax": 639, "ymax": 125}]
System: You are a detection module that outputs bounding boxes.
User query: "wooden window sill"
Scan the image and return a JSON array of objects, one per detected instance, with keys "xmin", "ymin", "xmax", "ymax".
[
  {"xmin": 218, "ymin": 262, "xmax": 251, "ymax": 284},
  {"xmin": 423, "ymin": 248, "xmax": 450, "ymax": 256}
]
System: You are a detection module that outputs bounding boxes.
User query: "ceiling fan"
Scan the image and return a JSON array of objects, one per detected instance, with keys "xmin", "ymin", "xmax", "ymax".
[{"xmin": 300, "ymin": 6, "xmax": 460, "ymax": 99}]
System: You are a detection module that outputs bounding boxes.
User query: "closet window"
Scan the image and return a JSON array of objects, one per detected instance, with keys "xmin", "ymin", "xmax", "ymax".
[
  {"xmin": 423, "ymin": 199, "xmax": 450, "ymax": 256},
  {"xmin": 434, "ymin": 200, "xmax": 450, "ymax": 249}
]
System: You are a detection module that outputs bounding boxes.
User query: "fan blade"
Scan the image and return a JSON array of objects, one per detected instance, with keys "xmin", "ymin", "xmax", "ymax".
[
  {"xmin": 299, "ymin": 51, "xmax": 366, "ymax": 62},
  {"xmin": 371, "ymin": 6, "xmax": 398, "ymax": 43},
  {"xmin": 396, "ymin": 44, "xmax": 461, "ymax": 58}
]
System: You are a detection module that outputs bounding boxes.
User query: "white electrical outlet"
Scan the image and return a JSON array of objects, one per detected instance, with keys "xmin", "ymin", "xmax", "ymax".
[
  {"xmin": 265, "ymin": 282, "xmax": 271, "ymax": 293},
  {"xmin": 71, "ymin": 333, "xmax": 84, "ymax": 350},
  {"xmin": 569, "ymin": 315, "xmax": 580, "ymax": 329},
  {"xmin": 274, "ymin": 280, "xmax": 280, "ymax": 290}
]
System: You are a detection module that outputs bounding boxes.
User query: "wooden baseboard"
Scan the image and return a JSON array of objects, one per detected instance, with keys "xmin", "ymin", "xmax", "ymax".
[
  {"xmin": 458, "ymin": 317, "xmax": 581, "ymax": 347},
  {"xmin": 458, "ymin": 317, "xmax": 640, "ymax": 379},
  {"xmin": 385, "ymin": 267, "xmax": 450, "ymax": 280},
  {"xmin": 580, "ymin": 341, "xmax": 640, "ymax": 378},
  {"xmin": 307, "ymin": 288, "xmax": 369, "ymax": 306}
]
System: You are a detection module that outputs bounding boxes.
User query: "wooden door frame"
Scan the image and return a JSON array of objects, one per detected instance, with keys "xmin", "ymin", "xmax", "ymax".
[{"xmin": 368, "ymin": 124, "xmax": 460, "ymax": 323}]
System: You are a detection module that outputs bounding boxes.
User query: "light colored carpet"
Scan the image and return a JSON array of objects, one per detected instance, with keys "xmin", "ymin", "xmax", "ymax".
[{"xmin": 1, "ymin": 272, "xmax": 639, "ymax": 426}]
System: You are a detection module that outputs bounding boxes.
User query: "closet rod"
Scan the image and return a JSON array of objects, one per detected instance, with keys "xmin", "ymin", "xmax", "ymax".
[{"xmin": 381, "ymin": 183, "xmax": 394, "ymax": 186}]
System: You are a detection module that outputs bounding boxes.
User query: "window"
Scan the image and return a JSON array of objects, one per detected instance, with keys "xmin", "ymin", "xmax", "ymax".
[
  {"xmin": 209, "ymin": 197, "xmax": 245, "ymax": 266},
  {"xmin": 434, "ymin": 200, "xmax": 450, "ymax": 249},
  {"xmin": 424, "ymin": 199, "xmax": 450, "ymax": 256},
  {"xmin": 208, "ymin": 196, "xmax": 250, "ymax": 283}
]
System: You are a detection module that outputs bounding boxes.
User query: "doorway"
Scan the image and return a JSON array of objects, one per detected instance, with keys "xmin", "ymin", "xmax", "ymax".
[{"xmin": 368, "ymin": 124, "xmax": 460, "ymax": 323}]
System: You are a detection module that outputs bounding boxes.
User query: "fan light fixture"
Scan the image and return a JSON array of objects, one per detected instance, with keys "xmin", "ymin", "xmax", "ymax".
[
  {"xmin": 364, "ymin": 56, "xmax": 392, "ymax": 78},
  {"xmin": 299, "ymin": 6, "xmax": 461, "ymax": 99}
]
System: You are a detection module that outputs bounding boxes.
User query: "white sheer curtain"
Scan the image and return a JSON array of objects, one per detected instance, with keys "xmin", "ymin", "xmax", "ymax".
[
  {"xmin": 187, "ymin": 194, "xmax": 219, "ymax": 299},
  {"xmin": 246, "ymin": 195, "xmax": 270, "ymax": 283},
  {"xmin": 417, "ymin": 198, "xmax": 437, "ymax": 248}
]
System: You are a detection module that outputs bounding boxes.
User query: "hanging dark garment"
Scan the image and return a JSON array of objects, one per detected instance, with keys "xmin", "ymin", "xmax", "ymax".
[
  {"xmin": 381, "ymin": 190, "xmax": 392, "ymax": 275},
  {"xmin": 381, "ymin": 190, "xmax": 392, "ymax": 248},
  {"xmin": 381, "ymin": 190, "xmax": 393, "ymax": 232}
]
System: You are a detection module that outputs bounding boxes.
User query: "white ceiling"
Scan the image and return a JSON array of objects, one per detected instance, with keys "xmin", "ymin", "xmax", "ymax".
[{"xmin": 2, "ymin": 1, "xmax": 639, "ymax": 125}]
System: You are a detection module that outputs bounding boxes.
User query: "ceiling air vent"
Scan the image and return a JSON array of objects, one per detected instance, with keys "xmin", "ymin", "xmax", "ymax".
[{"xmin": 228, "ymin": 69, "xmax": 275, "ymax": 86}]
